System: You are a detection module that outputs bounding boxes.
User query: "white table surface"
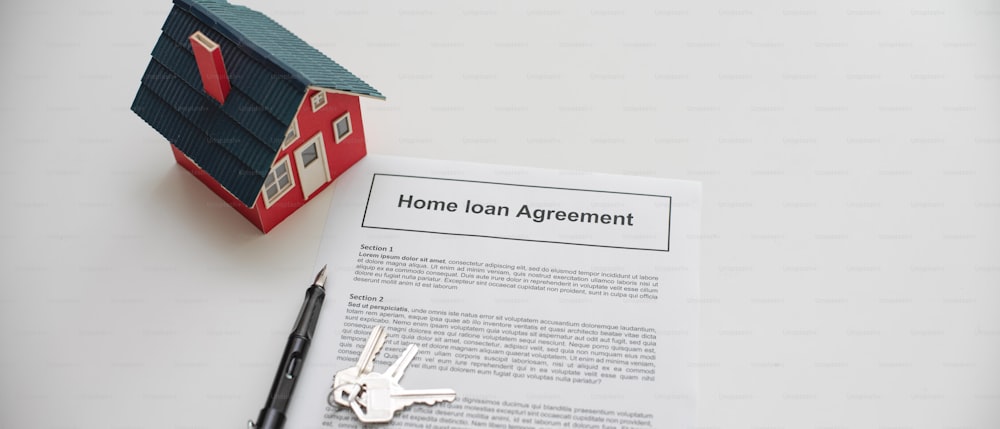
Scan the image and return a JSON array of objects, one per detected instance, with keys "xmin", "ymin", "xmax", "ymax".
[{"xmin": 2, "ymin": 1, "xmax": 998, "ymax": 428}]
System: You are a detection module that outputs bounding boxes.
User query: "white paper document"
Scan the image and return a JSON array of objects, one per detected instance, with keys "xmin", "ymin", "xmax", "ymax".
[{"xmin": 285, "ymin": 155, "xmax": 701, "ymax": 428}]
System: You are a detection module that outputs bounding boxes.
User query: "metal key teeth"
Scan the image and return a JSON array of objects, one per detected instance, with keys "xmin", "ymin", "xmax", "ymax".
[{"xmin": 416, "ymin": 397, "xmax": 449, "ymax": 406}]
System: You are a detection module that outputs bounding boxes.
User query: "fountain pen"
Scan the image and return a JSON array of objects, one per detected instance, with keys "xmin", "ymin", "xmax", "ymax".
[{"xmin": 250, "ymin": 266, "xmax": 328, "ymax": 429}]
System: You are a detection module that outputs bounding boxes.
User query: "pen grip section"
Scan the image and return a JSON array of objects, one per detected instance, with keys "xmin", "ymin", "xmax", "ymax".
[
  {"xmin": 265, "ymin": 336, "xmax": 309, "ymax": 410},
  {"xmin": 291, "ymin": 285, "xmax": 326, "ymax": 339}
]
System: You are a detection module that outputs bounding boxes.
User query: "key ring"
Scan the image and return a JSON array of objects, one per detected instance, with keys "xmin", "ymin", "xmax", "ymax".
[{"xmin": 329, "ymin": 382, "xmax": 363, "ymax": 408}]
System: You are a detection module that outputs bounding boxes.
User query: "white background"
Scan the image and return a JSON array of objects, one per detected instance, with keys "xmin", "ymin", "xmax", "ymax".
[{"xmin": 1, "ymin": 1, "xmax": 998, "ymax": 428}]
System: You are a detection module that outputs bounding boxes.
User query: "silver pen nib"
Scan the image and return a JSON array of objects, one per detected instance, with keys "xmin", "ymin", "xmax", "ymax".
[{"xmin": 313, "ymin": 265, "xmax": 328, "ymax": 288}]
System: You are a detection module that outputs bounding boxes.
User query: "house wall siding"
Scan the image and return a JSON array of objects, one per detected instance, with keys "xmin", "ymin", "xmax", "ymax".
[{"xmin": 254, "ymin": 90, "xmax": 367, "ymax": 232}]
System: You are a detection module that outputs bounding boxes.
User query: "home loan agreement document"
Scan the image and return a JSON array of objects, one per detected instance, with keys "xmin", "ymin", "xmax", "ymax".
[{"xmin": 285, "ymin": 155, "xmax": 700, "ymax": 428}]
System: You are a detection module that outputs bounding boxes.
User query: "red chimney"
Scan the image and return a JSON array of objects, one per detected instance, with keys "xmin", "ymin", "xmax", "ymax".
[{"xmin": 189, "ymin": 31, "xmax": 231, "ymax": 104}]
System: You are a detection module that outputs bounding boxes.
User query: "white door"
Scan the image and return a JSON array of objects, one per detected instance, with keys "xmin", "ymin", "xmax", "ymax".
[{"xmin": 294, "ymin": 134, "xmax": 331, "ymax": 199}]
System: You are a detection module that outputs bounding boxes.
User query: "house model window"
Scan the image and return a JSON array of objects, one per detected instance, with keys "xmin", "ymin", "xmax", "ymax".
[
  {"xmin": 282, "ymin": 120, "xmax": 299, "ymax": 147},
  {"xmin": 310, "ymin": 91, "xmax": 327, "ymax": 111},
  {"xmin": 334, "ymin": 112, "xmax": 352, "ymax": 143},
  {"xmin": 300, "ymin": 139, "xmax": 319, "ymax": 166},
  {"xmin": 263, "ymin": 157, "xmax": 294, "ymax": 207}
]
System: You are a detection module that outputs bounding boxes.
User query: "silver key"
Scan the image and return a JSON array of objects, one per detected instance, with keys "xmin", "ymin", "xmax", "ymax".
[
  {"xmin": 350, "ymin": 372, "xmax": 457, "ymax": 423},
  {"xmin": 328, "ymin": 325, "xmax": 386, "ymax": 407},
  {"xmin": 383, "ymin": 344, "xmax": 418, "ymax": 384}
]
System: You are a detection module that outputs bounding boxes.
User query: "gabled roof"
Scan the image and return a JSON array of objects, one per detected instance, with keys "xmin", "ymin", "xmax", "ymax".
[
  {"xmin": 175, "ymin": 0, "xmax": 383, "ymax": 99},
  {"xmin": 131, "ymin": 0, "xmax": 382, "ymax": 207}
]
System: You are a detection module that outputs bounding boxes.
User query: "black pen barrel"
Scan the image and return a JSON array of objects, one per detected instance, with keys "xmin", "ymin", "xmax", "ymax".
[
  {"xmin": 291, "ymin": 285, "xmax": 326, "ymax": 339},
  {"xmin": 254, "ymin": 407, "xmax": 285, "ymax": 429},
  {"xmin": 255, "ymin": 284, "xmax": 326, "ymax": 429}
]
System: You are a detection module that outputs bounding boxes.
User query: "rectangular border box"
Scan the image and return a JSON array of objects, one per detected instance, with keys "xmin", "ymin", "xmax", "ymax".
[{"xmin": 361, "ymin": 173, "xmax": 672, "ymax": 252}]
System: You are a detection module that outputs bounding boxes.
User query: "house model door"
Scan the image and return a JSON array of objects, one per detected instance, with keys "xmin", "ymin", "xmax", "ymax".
[{"xmin": 294, "ymin": 134, "xmax": 331, "ymax": 200}]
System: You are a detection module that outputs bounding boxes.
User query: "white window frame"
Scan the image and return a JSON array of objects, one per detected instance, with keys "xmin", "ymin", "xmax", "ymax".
[
  {"xmin": 333, "ymin": 112, "xmax": 352, "ymax": 143},
  {"xmin": 281, "ymin": 119, "xmax": 299, "ymax": 148},
  {"xmin": 297, "ymin": 132, "xmax": 325, "ymax": 169},
  {"xmin": 310, "ymin": 91, "xmax": 327, "ymax": 112},
  {"xmin": 261, "ymin": 156, "xmax": 295, "ymax": 208}
]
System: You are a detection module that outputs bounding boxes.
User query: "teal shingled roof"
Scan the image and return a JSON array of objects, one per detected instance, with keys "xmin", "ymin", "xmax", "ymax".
[{"xmin": 174, "ymin": 0, "xmax": 384, "ymax": 99}]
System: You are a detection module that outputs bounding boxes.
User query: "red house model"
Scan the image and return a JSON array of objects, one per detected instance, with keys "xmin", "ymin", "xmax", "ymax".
[{"xmin": 132, "ymin": 0, "xmax": 384, "ymax": 232}]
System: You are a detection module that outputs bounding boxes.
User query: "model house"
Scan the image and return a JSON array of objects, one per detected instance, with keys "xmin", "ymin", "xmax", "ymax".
[{"xmin": 132, "ymin": 0, "xmax": 383, "ymax": 232}]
